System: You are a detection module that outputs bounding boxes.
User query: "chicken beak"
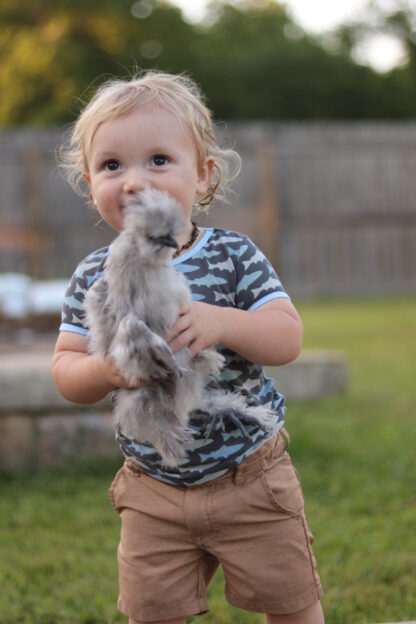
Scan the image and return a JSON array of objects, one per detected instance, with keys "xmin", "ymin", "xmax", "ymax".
[{"xmin": 156, "ymin": 234, "xmax": 179, "ymax": 249}]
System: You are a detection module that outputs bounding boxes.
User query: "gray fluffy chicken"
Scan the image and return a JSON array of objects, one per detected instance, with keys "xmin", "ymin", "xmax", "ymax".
[{"xmin": 85, "ymin": 188, "xmax": 275, "ymax": 466}]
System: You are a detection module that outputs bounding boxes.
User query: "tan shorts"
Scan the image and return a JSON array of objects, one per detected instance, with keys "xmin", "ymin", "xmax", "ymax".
[{"xmin": 109, "ymin": 431, "xmax": 323, "ymax": 622}]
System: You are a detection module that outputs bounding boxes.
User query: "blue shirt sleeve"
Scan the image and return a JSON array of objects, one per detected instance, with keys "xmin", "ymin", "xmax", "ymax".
[
  {"xmin": 234, "ymin": 236, "xmax": 289, "ymax": 311},
  {"xmin": 59, "ymin": 246, "xmax": 109, "ymax": 334}
]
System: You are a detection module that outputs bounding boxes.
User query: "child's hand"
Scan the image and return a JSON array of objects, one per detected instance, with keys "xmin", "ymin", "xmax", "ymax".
[
  {"xmin": 167, "ymin": 302, "xmax": 224, "ymax": 357},
  {"xmin": 94, "ymin": 354, "xmax": 148, "ymax": 390}
]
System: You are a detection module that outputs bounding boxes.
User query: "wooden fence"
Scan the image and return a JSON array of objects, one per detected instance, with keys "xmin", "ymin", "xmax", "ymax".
[{"xmin": 1, "ymin": 123, "xmax": 416, "ymax": 297}]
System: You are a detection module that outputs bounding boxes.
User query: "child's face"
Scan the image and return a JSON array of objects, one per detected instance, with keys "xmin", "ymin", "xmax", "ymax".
[{"xmin": 84, "ymin": 105, "xmax": 213, "ymax": 233}]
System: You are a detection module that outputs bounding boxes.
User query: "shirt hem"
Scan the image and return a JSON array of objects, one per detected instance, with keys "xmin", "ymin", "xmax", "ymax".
[
  {"xmin": 249, "ymin": 292, "xmax": 290, "ymax": 311},
  {"xmin": 119, "ymin": 420, "xmax": 285, "ymax": 488},
  {"xmin": 59, "ymin": 323, "xmax": 88, "ymax": 336}
]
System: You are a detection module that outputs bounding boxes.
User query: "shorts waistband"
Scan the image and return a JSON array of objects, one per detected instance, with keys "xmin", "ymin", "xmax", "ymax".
[{"xmin": 124, "ymin": 427, "xmax": 290, "ymax": 488}]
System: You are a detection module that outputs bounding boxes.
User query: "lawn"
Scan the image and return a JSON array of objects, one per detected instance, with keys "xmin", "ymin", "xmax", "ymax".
[{"xmin": 1, "ymin": 297, "xmax": 415, "ymax": 624}]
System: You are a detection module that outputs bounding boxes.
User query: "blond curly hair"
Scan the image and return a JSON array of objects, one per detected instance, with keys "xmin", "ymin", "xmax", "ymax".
[{"xmin": 58, "ymin": 71, "xmax": 241, "ymax": 210}]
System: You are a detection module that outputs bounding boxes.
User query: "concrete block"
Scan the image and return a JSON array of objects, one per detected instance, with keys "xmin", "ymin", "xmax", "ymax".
[
  {"xmin": 0, "ymin": 350, "xmax": 347, "ymax": 414},
  {"xmin": 0, "ymin": 348, "xmax": 348, "ymax": 472},
  {"xmin": 265, "ymin": 350, "xmax": 348, "ymax": 400},
  {"xmin": 35, "ymin": 412, "xmax": 119, "ymax": 469},
  {"xmin": 0, "ymin": 414, "xmax": 35, "ymax": 471},
  {"xmin": 0, "ymin": 352, "xmax": 110, "ymax": 412}
]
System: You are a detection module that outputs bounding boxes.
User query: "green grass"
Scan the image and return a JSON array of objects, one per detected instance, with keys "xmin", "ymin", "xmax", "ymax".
[
  {"xmin": 289, "ymin": 297, "xmax": 416, "ymax": 624},
  {"xmin": 1, "ymin": 297, "xmax": 415, "ymax": 623}
]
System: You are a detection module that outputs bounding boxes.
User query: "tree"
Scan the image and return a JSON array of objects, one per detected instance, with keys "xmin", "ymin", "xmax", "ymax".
[
  {"xmin": 194, "ymin": 2, "xmax": 386, "ymax": 120},
  {"xmin": 0, "ymin": 0, "xmax": 415, "ymax": 125},
  {"xmin": 328, "ymin": 0, "xmax": 416, "ymax": 118},
  {"xmin": 0, "ymin": 0, "xmax": 198, "ymax": 124}
]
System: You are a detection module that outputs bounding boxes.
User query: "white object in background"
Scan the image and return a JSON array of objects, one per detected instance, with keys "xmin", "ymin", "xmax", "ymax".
[
  {"xmin": 0, "ymin": 273, "xmax": 68, "ymax": 318},
  {"xmin": 0, "ymin": 273, "xmax": 31, "ymax": 318},
  {"xmin": 29, "ymin": 280, "xmax": 68, "ymax": 315}
]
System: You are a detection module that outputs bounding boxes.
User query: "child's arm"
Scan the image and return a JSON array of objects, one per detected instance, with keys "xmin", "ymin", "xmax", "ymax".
[
  {"xmin": 167, "ymin": 298, "xmax": 303, "ymax": 366},
  {"xmin": 51, "ymin": 331, "xmax": 147, "ymax": 404}
]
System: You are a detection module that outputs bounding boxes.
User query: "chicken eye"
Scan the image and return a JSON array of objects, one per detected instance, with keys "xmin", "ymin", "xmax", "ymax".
[{"xmin": 104, "ymin": 159, "xmax": 120, "ymax": 171}]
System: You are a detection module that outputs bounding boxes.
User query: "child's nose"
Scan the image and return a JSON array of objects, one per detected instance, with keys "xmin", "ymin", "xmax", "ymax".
[{"xmin": 122, "ymin": 167, "xmax": 149, "ymax": 194}]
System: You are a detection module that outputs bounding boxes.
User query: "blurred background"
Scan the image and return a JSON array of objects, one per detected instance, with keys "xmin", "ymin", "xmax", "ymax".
[
  {"xmin": 1, "ymin": 0, "xmax": 416, "ymax": 310},
  {"xmin": 1, "ymin": 2, "xmax": 416, "ymax": 624}
]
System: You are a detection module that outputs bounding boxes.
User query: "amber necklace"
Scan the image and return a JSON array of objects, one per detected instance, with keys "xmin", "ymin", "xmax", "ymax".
[{"xmin": 173, "ymin": 221, "xmax": 199, "ymax": 258}]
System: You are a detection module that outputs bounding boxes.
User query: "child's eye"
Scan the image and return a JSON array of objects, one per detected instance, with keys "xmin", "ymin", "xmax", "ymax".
[
  {"xmin": 103, "ymin": 159, "xmax": 120, "ymax": 171},
  {"xmin": 151, "ymin": 154, "xmax": 169, "ymax": 167}
]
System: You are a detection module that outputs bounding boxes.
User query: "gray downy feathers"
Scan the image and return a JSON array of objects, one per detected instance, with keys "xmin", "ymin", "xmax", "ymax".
[{"xmin": 85, "ymin": 188, "xmax": 275, "ymax": 466}]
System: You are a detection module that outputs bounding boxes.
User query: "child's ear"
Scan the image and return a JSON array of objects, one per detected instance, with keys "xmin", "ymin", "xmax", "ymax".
[
  {"xmin": 196, "ymin": 157, "xmax": 214, "ymax": 195},
  {"xmin": 83, "ymin": 171, "xmax": 97, "ymax": 206}
]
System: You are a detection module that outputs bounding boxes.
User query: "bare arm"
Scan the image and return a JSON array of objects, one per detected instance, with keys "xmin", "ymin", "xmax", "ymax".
[
  {"xmin": 217, "ymin": 298, "xmax": 303, "ymax": 365},
  {"xmin": 168, "ymin": 298, "xmax": 303, "ymax": 366},
  {"xmin": 51, "ymin": 331, "xmax": 146, "ymax": 404}
]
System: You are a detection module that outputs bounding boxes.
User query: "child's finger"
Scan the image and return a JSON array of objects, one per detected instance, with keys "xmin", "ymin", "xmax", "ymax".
[
  {"xmin": 188, "ymin": 338, "xmax": 204, "ymax": 358},
  {"xmin": 178, "ymin": 303, "xmax": 191, "ymax": 316},
  {"xmin": 168, "ymin": 327, "xmax": 194, "ymax": 353},
  {"xmin": 114, "ymin": 372, "xmax": 148, "ymax": 390},
  {"xmin": 167, "ymin": 312, "xmax": 191, "ymax": 341}
]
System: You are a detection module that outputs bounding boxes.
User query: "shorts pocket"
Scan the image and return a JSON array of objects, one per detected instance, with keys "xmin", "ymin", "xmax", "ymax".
[
  {"xmin": 109, "ymin": 466, "xmax": 125, "ymax": 513},
  {"xmin": 260, "ymin": 452, "xmax": 306, "ymax": 517}
]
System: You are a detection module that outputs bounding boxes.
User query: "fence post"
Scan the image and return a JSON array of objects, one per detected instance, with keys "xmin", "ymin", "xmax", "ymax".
[
  {"xmin": 256, "ymin": 141, "xmax": 280, "ymax": 271},
  {"xmin": 23, "ymin": 146, "xmax": 47, "ymax": 279}
]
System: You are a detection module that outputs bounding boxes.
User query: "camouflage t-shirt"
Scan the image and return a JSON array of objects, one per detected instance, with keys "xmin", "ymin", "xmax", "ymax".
[{"xmin": 60, "ymin": 228, "xmax": 290, "ymax": 486}]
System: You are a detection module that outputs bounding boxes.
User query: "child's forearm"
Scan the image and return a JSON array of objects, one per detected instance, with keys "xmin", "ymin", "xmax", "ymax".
[
  {"xmin": 217, "ymin": 302, "xmax": 303, "ymax": 366},
  {"xmin": 52, "ymin": 350, "xmax": 115, "ymax": 404},
  {"xmin": 168, "ymin": 299, "xmax": 303, "ymax": 365}
]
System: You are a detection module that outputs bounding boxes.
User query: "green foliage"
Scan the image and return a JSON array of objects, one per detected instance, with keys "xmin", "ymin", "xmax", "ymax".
[
  {"xmin": 0, "ymin": 0, "xmax": 416, "ymax": 125},
  {"xmin": 0, "ymin": 0, "xmax": 199, "ymax": 124},
  {"xmin": 330, "ymin": 1, "xmax": 416, "ymax": 118},
  {"xmin": 191, "ymin": 2, "xmax": 389, "ymax": 120},
  {"xmin": 1, "ymin": 297, "xmax": 415, "ymax": 623}
]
